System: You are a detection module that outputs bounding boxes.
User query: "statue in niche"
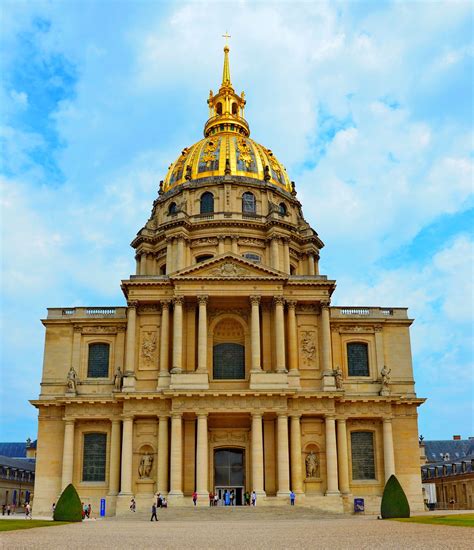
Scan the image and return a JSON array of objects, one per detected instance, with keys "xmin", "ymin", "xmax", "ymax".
[
  {"xmin": 301, "ymin": 332, "xmax": 316, "ymax": 364},
  {"xmin": 333, "ymin": 366, "xmax": 343, "ymax": 390},
  {"xmin": 305, "ymin": 451, "xmax": 319, "ymax": 478},
  {"xmin": 66, "ymin": 366, "xmax": 78, "ymax": 393},
  {"xmin": 113, "ymin": 366, "xmax": 123, "ymax": 391},
  {"xmin": 381, "ymin": 365, "xmax": 391, "ymax": 389},
  {"xmin": 138, "ymin": 453, "xmax": 154, "ymax": 479}
]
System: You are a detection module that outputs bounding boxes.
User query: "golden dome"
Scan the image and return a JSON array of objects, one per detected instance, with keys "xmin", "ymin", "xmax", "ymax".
[{"xmin": 162, "ymin": 45, "xmax": 292, "ymax": 193}]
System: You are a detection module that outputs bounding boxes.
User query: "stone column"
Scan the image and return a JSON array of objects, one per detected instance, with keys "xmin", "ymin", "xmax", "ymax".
[
  {"xmin": 250, "ymin": 296, "xmax": 262, "ymax": 372},
  {"xmin": 157, "ymin": 415, "xmax": 169, "ymax": 494},
  {"xmin": 271, "ymin": 237, "xmax": 280, "ymax": 270},
  {"xmin": 282, "ymin": 237, "xmax": 290, "ymax": 274},
  {"xmin": 158, "ymin": 300, "xmax": 170, "ymax": 386},
  {"xmin": 290, "ymin": 415, "xmax": 303, "ymax": 494},
  {"xmin": 375, "ymin": 326, "xmax": 385, "ymax": 375},
  {"xmin": 146, "ymin": 253, "xmax": 155, "ymax": 275},
  {"xmin": 274, "ymin": 297, "xmax": 286, "ymax": 373},
  {"xmin": 325, "ymin": 416, "xmax": 340, "ymax": 495},
  {"xmin": 196, "ymin": 414, "xmax": 209, "ymax": 499},
  {"xmin": 231, "ymin": 235, "xmax": 238, "ymax": 254},
  {"xmin": 176, "ymin": 237, "xmax": 185, "ymax": 271},
  {"xmin": 277, "ymin": 414, "xmax": 290, "ymax": 496},
  {"xmin": 166, "ymin": 237, "xmax": 174, "ymax": 274},
  {"xmin": 61, "ymin": 419, "xmax": 75, "ymax": 491},
  {"xmin": 307, "ymin": 253, "xmax": 315, "ymax": 275},
  {"xmin": 336, "ymin": 419, "xmax": 350, "ymax": 495},
  {"xmin": 218, "ymin": 236, "xmax": 225, "ymax": 255},
  {"xmin": 197, "ymin": 296, "xmax": 208, "ymax": 373},
  {"xmin": 140, "ymin": 253, "xmax": 147, "ymax": 275},
  {"xmin": 108, "ymin": 419, "xmax": 121, "ymax": 496},
  {"xmin": 287, "ymin": 301, "xmax": 298, "ymax": 373},
  {"xmin": 123, "ymin": 301, "xmax": 137, "ymax": 390},
  {"xmin": 383, "ymin": 418, "xmax": 396, "ymax": 481},
  {"xmin": 120, "ymin": 416, "xmax": 134, "ymax": 495},
  {"xmin": 321, "ymin": 302, "xmax": 334, "ymax": 389},
  {"xmin": 251, "ymin": 413, "xmax": 265, "ymax": 496},
  {"xmin": 169, "ymin": 414, "xmax": 183, "ymax": 496},
  {"xmin": 171, "ymin": 296, "xmax": 184, "ymax": 374}
]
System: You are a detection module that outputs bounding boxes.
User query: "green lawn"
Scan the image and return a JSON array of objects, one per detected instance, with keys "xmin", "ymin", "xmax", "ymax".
[
  {"xmin": 394, "ymin": 513, "xmax": 474, "ymax": 528},
  {"xmin": 0, "ymin": 519, "xmax": 71, "ymax": 532}
]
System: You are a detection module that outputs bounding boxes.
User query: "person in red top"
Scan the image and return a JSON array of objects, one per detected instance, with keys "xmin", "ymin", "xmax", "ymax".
[{"xmin": 192, "ymin": 491, "xmax": 197, "ymax": 506}]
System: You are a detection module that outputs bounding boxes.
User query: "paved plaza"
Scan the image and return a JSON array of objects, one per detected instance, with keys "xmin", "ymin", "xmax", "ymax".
[{"xmin": 0, "ymin": 507, "xmax": 471, "ymax": 549}]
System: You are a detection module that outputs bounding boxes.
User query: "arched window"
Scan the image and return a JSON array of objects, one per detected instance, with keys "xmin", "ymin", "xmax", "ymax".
[
  {"xmin": 232, "ymin": 102, "xmax": 238, "ymax": 116},
  {"xmin": 242, "ymin": 192, "xmax": 256, "ymax": 214},
  {"xmin": 168, "ymin": 202, "xmax": 177, "ymax": 215},
  {"xmin": 87, "ymin": 343, "xmax": 110, "ymax": 378},
  {"xmin": 159, "ymin": 264, "xmax": 167, "ymax": 275},
  {"xmin": 243, "ymin": 252, "xmax": 261, "ymax": 263},
  {"xmin": 347, "ymin": 342, "xmax": 369, "ymax": 376},
  {"xmin": 196, "ymin": 254, "xmax": 214, "ymax": 263},
  {"xmin": 279, "ymin": 202, "xmax": 287, "ymax": 216},
  {"xmin": 351, "ymin": 431, "xmax": 375, "ymax": 480},
  {"xmin": 216, "ymin": 102, "xmax": 223, "ymax": 116},
  {"xmin": 200, "ymin": 192, "xmax": 214, "ymax": 214},
  {"xmin": 290, "ymin": 265, "xmax": 296, "ymax": 275},
  {"xmin": 82, "ymin": 433, "xmax": 107, "ymax": 482}
]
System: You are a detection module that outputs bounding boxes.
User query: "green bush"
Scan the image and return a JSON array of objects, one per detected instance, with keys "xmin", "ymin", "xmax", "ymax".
[
  {"xmin": 53, "ymin": 484, "xmax": 83, "ymax": 522},
  {"xmin": 381, "ymin": 474, "xmax": 410, "ymax": 519}
]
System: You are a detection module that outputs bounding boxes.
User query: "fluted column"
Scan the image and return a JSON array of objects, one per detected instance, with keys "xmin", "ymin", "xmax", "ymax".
[
  {"xmin": 277, "ymin": 414, "xmax": 290, "ymax": 496},
  {"xmin": 287, "ymin": 300, "xmax": 298, "ymax": 373},
  {"xmin": 321, "ymin": 302, "xmax": 334, "ymax": 389},
  {"xmin": 123, "ymin": 301, "xmax": 137, "ymax": 390},
  {"xmin": 169, "ymin": 414, "xmax": 183, "ymax": 496},
  {"xmin": 336, "ymin": 419, "xmax": 350, "ymax": 495},
  {"xmin": 250, "ymin": 296, "xmax": 262, "ymax": 372},
  {"xmin": 176, "ymin": 237, "xmax": 185, "ymax": 271},
  {"xmin": 282, "ymin": 237, "xmax": 290, "ymax": 274},
  {"xmin": 307, "ymin": 253, "xmax": 315, "ymax": 275},
  {"xmin": 274, "ymin": 297, "xmax": 286, "ymax": 373},
  {"xmin": 157, "ymin": 415, "xmax": 169, "ymax": 494},
  {"xmin": 251, "ymin": 413, "xmax": 265, "ymax": 496},
  {"xmin": 171, "ymin": 296, "xmax": 184, "ymax": 373},
  {"xmin": 61, "ymin": 419, "xmax": 75, "ymax": 491},
  {"xmin": 120, "ymin": 416, "xmax": 134, "ymax": 494},
  {"xmin": 196, "ymin": 414, "xmax": 209, "ymax": 498},
  {"xmin": 218, "ymin": 236, "xmax": 225, "ymax": 255},
  {"xmin": 197, "ymin": 295, "xmax": 208, "ymax": 373},
  {"xmin": 290, "ymin": 415, "xmax": 303, "ymax": 493},
  {"xmin": 158, "ymin": 300, "xmax": 170, "ymax": 385},
  {"xmin": 166, "ymin": 237, "xmax": 174, "ymax": 274},
  {"xmin": 383, "ymin": 418, "xmax": 396, "ymax": 481},
  {"xmin": 325, "ymin": 415, "xmax": 340, "ymax": 495},
  {"xmin": 231, "ymin": 235, "xmax": 238, "ymax": 254},
  {"xmin": 140, "ymin": 253, "xmax": 147, "ymax": 275},
  {"xmin": 108, "ymin": 419, "xmax": 121, "ymax": 496},
  {"xmin": 271, "ymin": 237, "xmax": 280, "ymax": 270}
]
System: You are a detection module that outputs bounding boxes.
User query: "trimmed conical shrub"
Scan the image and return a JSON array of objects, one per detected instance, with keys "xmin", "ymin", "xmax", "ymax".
[
  {"xmin": 53, "ymin": 483, "xmax": 83, "ymax": 521},
  {"xmin": 381, "ymin": 474, "xmax": 410, "ymax": 519}
]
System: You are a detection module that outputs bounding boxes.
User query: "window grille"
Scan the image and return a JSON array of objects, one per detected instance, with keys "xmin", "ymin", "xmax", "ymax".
[
  {"xmin": 213, "ymin": 343, "xmax": 245, "ymax": 379},
  {"xmin": 82, "ymin": 433, "xmax": 107, "ymax": 482},
  {"xmin": 87, "ymin": 343, "xmax": 110, "ymax": 378},
  {"xmin": 200, "ymin": 192, "xmax": 214, "ymax": 214},
  {"xmin": 242, "ymin": 192, "xmax": 256, "ymax": 214},
  {"xmin": 347, "ymin": 342, "xmax": 369, "ymax": 376},
  {"xmin": 351, "ymin": 432, "xmax": 376, "ymax": 480}
]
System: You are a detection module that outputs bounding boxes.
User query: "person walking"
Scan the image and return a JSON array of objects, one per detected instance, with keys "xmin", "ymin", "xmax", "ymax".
[
  {"xmin": 25, "ymin": 503, "xmax": 32, "ymax": 519},
  {"xmin": 230, "ymin": 490, "xmax": 235, "ymax": 506},
  {"xmin": 224, "ymin": 490, "xmax": 230, "ymax": 506},
  {"xmin": 192, "ymin": 491, "xmax": 198, "ymax": 506},
  {"xmin": 87, "ymin": 503, "xmax": 92, "ymax": 518},
  {"xmin": 214, "ymin": 493, "xmax": 219, "ymax": 507},
  {"xmin": 290, "ymin": 491, "xmax": 295, "ymax": 506},
  {"xmin": 157, "ymin": 493, "xmax": 162, "ymax": 508},
  {"xmin": 51, "ymin": 502, "xmax": 56, "ymax": 515},
  {"xmin": 251, "ymin": 491, "xmax": 256, "ymax": 506},
  {"xmin": 209, "ymin": 492, "xmax": 214, "ymax": 506},
  {"xmin": 150, "ymin": 502, "xmax": 158, "ymax": 521},
  {"xmin": 130, "ymin": 498, "xmax": 136, "ymax": 512}
]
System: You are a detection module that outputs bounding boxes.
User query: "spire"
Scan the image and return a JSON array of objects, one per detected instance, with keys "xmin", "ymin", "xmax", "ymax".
[{"xmin": 221, "ymin": 32, "xmax": 232, "ymax": 87}]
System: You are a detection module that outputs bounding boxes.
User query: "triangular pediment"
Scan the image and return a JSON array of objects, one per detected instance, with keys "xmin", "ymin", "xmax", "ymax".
[{"xmin": 171, "ymin": 253, "xmax": 288, "ymax": 280}]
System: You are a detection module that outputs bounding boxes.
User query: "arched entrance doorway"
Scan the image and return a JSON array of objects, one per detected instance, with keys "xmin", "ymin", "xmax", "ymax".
[{"xmin": 214, "ymin": 448, "xmax": 245, "ymax": 505}]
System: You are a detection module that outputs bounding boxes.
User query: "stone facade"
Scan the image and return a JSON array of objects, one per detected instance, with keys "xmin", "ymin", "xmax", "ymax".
[{"xmin": 31, "ymin": 46, "xmax": 425, "ymax": 516}]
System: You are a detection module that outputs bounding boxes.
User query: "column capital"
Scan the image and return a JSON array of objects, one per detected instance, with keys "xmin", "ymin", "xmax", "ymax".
[
  {"xmin": 157, "ymin": 413, "xmax": 170, "ymax": 420},
  {"xmin": 121, "ymin": 414, "xmax": 135, "ymax": 421},
  {"xmin": 197, "ymin": 295, "xmax": 208, "ymax": 306},
  {"xmin": 251, "ymin": 412, "xmax": 263, "ymax": 420},
  {"xmin": 63, "ymin": 417, "xmax": 75, "ymax": 425},
  {"xmin": 111, "ymin": 418, "xmax": 121, "ymax": 425},
  {"xmin": 336, "ymin": 417, "xmax": 347, "ymax": 424},
  {"xmin": 160, "ymin": 299, "xmax": 171, "ymax": 310},
  {"xmin": 231, "ymin": 235, "xmax": 239, "ymax": 242},
  {"xmin": 196, "ymin": 412, "xmax": 208, "ymax": 419},
  {"xmin": 273, "ymin": 296, "xmax": 285, "ymax": 306},
  {"xmin": 324, "ymin": 414, "xmax": 336, "ymax": 420},
  {"xmin": 320, "ymin": 300, "xmax": 331, "ymax": 309},
  {"xmin": 286, "ymin": 300, "xmax": 297, "ymax": 309},
  {"xmin": 173, "ymin": 295, "xmax": 184, "ymax": 306},
  {"xmin": 127, "ymin": 300, "xmax": 139, "ymax": 309},
  {"xmin": 277, "ymin": 412, "xmax": 289, "ymax": 418},
  {"xmin": 249, "ymin": 295, "xmax": 261, "ymax": 306},
  {"xmin": 218, "ymin": 235, "xmax": 226, "ymax": 242},
  {"xmin": 383, "ymin": 417, "xmax": 393, "ymax": 424},
  {"xmin": 171, "ymin": 412, "xmax": 183, "ymax": 419},
  {"xmin": 289, "ymin": 412, "xmax": 302, "ymax": 419}
]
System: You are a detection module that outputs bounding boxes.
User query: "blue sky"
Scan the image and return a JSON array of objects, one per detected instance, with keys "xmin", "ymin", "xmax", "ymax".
[{"xmin": 0, "ymin": 1, "xmax": 472, "ymax": 441}]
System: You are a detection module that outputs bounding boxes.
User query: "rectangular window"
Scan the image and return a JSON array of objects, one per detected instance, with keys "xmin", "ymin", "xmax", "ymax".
[
  {"xmin": 347, "ymin": 342, "xmax": 369, "ymax": 376},
  {"xmin": 82, "ymin": 433, "xmax": 107, "ymax": 482},
  {"xmin": 87, "ymin": 343, "xmax": 110, "ymax": 378},
  {"xmin": 351, "ymin": 431, "xmax": 376, "ymax": 480}
]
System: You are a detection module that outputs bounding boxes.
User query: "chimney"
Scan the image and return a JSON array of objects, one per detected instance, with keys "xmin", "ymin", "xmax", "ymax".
[{"xmin": 453, "ymin": 435, "xmax": 461, "ymax": 440}]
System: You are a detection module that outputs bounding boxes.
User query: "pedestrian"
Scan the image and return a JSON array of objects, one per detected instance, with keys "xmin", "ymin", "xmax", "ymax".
[
  {"xmin": 150, "ymin": 502, "xmax": 158, "ymax": 521},
  {"xmin": 224, "ymin": 490, "xmax": 231, "ymax": 506},
  {"xmin": 230, "ymin": 490, "xmax": 235, "ymax": 506},
  {"xmin": 1, "ymin": 504, "xmax": 5, "ymax": 515},
  {"xmin": 82, "ymin": 502, "xmax": 86, "ymax": 519},
  {"xmin": 6, "ymin": 504, "xmax": 11, "ymax": 516},
  {"xmin": 130, "ymin": 498, "xmax": 136, "ymax": 512},
  {"xmin": 192, "ymin": 491, "xmax": 198, "ymax": 506},
  {"xmin": 251, "ymin": 491, "xmax": 256, "ymax": 506},
  {"xmin": 161, "ymin": 497, "xmax": 168, "ymax": 508},
  {"xmin": 52, "ymin": 502, "xmax": 56, "ymax": 515},
  {"xmin": 157, "ymin": 493, "xmax": 162, "ymax": 508},
  {"xmin": 290, "ymin": 490, "xmax": 295, "ymax": 506},
  {"xmin": 209, "ymin": 492, "xmax": 214, "ymax": 506},
  {"xmin": 87, "ymin": 503, "xmax": 92, "ymax": 518},
  {"xmin": 25, "ymin": 503, "xmax": 32, "ymax": 519},
  {"xmin": 214, "ymin": 493, "xmax": 219, "ymax": 507}
]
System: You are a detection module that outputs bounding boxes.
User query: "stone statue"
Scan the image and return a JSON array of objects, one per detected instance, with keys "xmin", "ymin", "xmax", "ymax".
[
  {"xmin": 66, "ymin": 366, "xmax": 78, "ymax": 393},
  {"xmin": 305, "ymin": 451, "xmax": 319, "ymax": 478},
  {"xmin": 113, "ymin": 366, "xmax": 123, "ymax": 391},
  {"xmin": 333, "ymin": 366, "xmax": 343, "ymax": 390},
  {"xmin": 381, "ymin": 365, "xmax": 391, "ymax": 388},
  {"xmin": 138, "ymin": 453, "xmax": 154, "ymax": 479}
]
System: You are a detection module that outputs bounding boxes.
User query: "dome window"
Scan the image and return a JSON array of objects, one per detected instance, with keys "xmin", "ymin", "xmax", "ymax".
[
  {"xmin": 243, "ymin": 253, "xmax": 261, "ymax": 263},
  {"xmin": 279, "ymin": 203, "xmax": 287, "ymax": 216},
  {"xmin": 242, "ymin": 192, "xmax": 256, "ymax": 215},
  {"xmin": 232, "ymin": 102, "xmax": 238, "ymax": 116},
  {"xmin": 168, "ymin": 202, "xmax": 178, "ymax": 215},
  {"xmin": 196, "ymin": 254, "xmax": 214, "ymax": 263},
  {"xmin": 216, "ymin": 102, "xmax": 223, "ymax": 116},
  {"xmin": 200, "ymin": 192, "xmax": 215, "ymax": 214}
]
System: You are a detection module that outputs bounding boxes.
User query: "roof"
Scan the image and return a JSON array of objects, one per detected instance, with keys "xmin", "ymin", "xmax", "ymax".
[
  {"xmin": 0, "ymin": 455, "xmax": 36, "ymax": 471},
  {"xmin": 0, "ymin": 442, "xmax": 26, "ymax": 458},
  {"xmin": 423, "ymin": 439, "xmax": 474, "ymax": 463}
]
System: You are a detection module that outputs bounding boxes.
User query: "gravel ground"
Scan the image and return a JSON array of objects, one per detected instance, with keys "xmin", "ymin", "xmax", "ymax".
[{"xmin": 0, "ymin": 507, "xmax": 471, "ymax": 549}]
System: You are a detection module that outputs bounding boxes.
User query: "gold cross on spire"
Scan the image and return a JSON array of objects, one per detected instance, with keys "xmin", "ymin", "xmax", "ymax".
[{"xmin": 222, "ymin": 31, "xmax": 231, "ymax": 46}]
